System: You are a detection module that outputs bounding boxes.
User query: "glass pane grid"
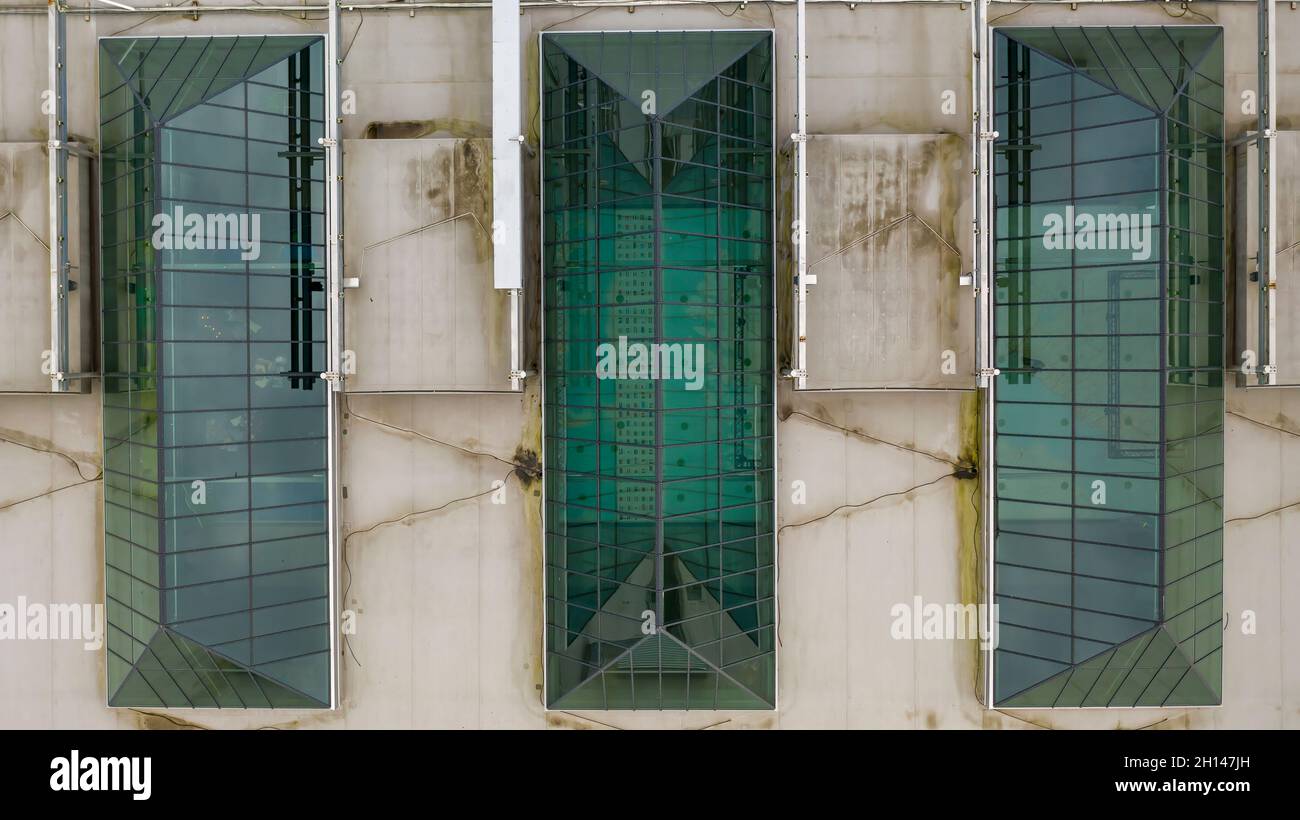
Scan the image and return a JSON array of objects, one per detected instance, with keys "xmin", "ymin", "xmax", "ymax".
[
  {"xmin": 542, "ymin": 31, "xmax": 775, "ymax": 710},
  {"xmin": 992, "ymin": 27, "xmax": 1223, "ymax": 708},
  {"xmin": 101, "ymin": 35, "xmax": 330, "ymax": 709}
]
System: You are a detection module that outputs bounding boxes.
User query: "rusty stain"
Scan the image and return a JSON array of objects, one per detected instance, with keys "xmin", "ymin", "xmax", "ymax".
[
  {"xmin": 512, "ymin": 445, "xmax": 541, "ymax": 486},
  {"xmin": 955, "ymin": 391, "xmax": 981, "ymax": 701},
  {"xmin": 363, "ymin": 118, "xmax": 489, "ymax": 140},
  {"xmin": 130, "ymin": 710, "xmax": 209, "ymax": 730},
  {"xmin": 518, "ymin": 381, "xmax": 545, "ymax": 703}
]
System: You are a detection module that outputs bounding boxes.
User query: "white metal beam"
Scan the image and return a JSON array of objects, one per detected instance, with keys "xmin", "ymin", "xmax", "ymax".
[
  {"xmin": 791, "ymin": 0, "xmax": 809, "ymax": 390},
  {"xmin": 1259, "ymin": 0, "xmax": 1277, "ymax": 385},
  {"xmin": 322, "ymin": 0, "xmax": 344, "ymax": 710},
  {"xmin": 48, "ymin": 4, "xmax": 68, "ymax": 392},
  {"xmin": 973, "ymin": 0, "xmax": 996, "ymax": 709},
  {"xmin": 493, "ymin": 0, "xmax": 525, "ymax": 390}
]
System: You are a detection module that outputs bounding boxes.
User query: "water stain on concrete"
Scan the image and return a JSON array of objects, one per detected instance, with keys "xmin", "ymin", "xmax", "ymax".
[{"xmin": 363, "ymin": 118, "xmax": 489, "ymax": 140}]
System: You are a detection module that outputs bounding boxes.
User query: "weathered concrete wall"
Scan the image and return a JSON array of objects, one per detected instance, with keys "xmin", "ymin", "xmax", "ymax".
[{"xmin": 1, "ymin": 1, "xmax": 1299, "ymax": 730}]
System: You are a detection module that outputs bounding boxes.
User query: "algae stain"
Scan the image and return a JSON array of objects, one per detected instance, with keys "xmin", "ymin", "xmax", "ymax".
[
  {"xmin": 363, "ymin": 118, "xmax": 489, "ymax": 140},
  {"xmin": 955, "ymin": 390, "xmax": 982, "ymax": 698},
  {"xmin": 130, "ymin": 710, "xmax": 208, "ymax": 731},
  {"xmin": 518, "ymin": 381, "xmax": 545, "ymax": 700}
]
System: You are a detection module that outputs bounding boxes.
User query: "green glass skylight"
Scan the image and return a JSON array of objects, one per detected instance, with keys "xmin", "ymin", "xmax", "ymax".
[
  {"xmin": 100, "ymin": 36, "xmax": 331, "ymax": 708},
  {"xmin": 992, "ymin": 27, "xmax": 1224, "ymax": 707},
  {"xmin": 542, "ymin": 31, "xmax": 776, "ymax": 709}
]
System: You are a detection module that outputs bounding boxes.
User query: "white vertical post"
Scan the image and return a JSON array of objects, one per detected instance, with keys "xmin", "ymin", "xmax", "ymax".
[
  {"xmin": 48, "ymin": 3, "xmax": 68, "ymax": 392},
  {"xmin": 322, "ymin": 0, "xmax": 343, "ymax": 710},
  {"xmin": 1260, "ymin": 0, "xmax": 1277, "ymax": 385},
  {"xmin": 973, "ymin": 0, "xmax": 996, "ymax": 708},
  {"xmin": 792, "ymin": 0, "xmax": 808, "ymax": 390},
  {"xmin": 493, "ymin": 0, "xmax": 525, "ymax": 390}
]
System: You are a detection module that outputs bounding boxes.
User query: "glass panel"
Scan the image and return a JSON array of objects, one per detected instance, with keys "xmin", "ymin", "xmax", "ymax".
[
  {"xmin": 994, "ymin": 28, "xmax": 1222, "ymax": 707},
  {"xmin": 542, "ymin": 32, "xmax": 774, "ymax": 709},
  {"xmin": 101, "ymin": 36, "xmax": 330, "ymax": 709}
]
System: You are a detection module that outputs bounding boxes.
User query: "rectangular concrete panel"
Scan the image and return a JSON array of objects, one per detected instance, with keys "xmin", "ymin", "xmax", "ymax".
[
  {"xmin": 1236, "ymin": 131, "xmax": 1300, "ymax": 386},
  {"xmin": 342, "ymin": 138, "xmax": 511, "ymax": 393},
  {"xmin": 0, "ymin": 143, "xmax": 93, "ymax": 393},
  {"xmin": 799, "ymin": 134, "xmax": 973, "ymax": 392}
]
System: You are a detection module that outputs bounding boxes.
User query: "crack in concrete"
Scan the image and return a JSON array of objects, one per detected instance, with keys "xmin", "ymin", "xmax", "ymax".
[
  {"xmin": 1229, "ymin": 409, "xmax": 1300, "ymax": 439},
  {"xmin": 777, "ymin": 472, "xmax": 957, "ymax": 535},
  {"xmin": 339, "ymin": 471, "xmax": 518, "ymax": 669},
  {"xmin": 0, "ymin": 476, "xmax": 101, "ymax": 514},
  {"xmin": 343, "ymin": 397, "xmax": 541, "ymax": 477},
  {"xmin": 0, "ymin": 432, "xmax": 103, "ymax": 514},
  {"xmin": 1225, "ymin": 411, "xmax": 1300, "ymax": 524},
  {"xmin": 0, "ymin": 431, "xmax": 101, "ymax": 481},
  {"xmin": 781, "ymin": 409, "xmax": 962, "ymax": 469}
]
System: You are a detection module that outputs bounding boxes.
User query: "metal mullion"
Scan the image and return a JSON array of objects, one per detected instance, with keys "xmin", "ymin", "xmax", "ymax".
[
  {"xmin": 652, "ymin": 113, "xmax": 665, "ymax": 633},
  {"xmin": 993, "ymin": 67, "xmax": 1075, "ymax": 89},
  {"xmin": 554, "ymin": 519, "xmax": 770, "ymax": 552},
  {"xmin": 104, "ymin": 646, "xmax": 168, "ymax": 705},
  {"xmin": 152, "ymin": 38, "xmax": 217, "ymax": 126},
  {"xmin": 158, "ymin": 627, "xmax": 229, "ymax": 707},
  {"xmin": 210, "ymin": 619, "xmax": 330, "ymax": 649},
  {"xmin": 1163, "ymin": 112, "xmax": 1225, "ymax": 145},
  {"xmin": 995, "ymin": 590, "xmax": 1158, "ymax": 628},
  {"xmin": 155, "ymin": 158, "xmax": 326, "ymax": 185},
  {"xmin": 548, "ymin": 153, "xmax": 767, "ymax": 186},
  {"xmin": 993, "ymin": 147, "xmax": 1165, "ymax": 177},
  {"xmin": 1131, "ymin": 640, "xmax": 1182, "ymax": 705},
  {"xmin": 137, "ymin": 39, "xmax": 190, "ymax": 119},
  {"xmin": 997, "ymin": 559, "xmax": 1160, "ymax": 590},
  {"xmin": 161, "ymin": 36, "xmax": 239, "ymax": 125},
  {"xmin": 150, "ymin": 121, "xmax": 169, "ymax": 626},
  {"xmin": 1161, "ymin": 558, "xmax": 1224, "ymax": 593},
  {"xmin": 158, "ymin": 121, "xmax": 324, "ymax": 151},
  {"xmin": 166, "ymin": 496, "xmax": 328, "ymax": 522},
  {"xmin": 998, "ymin": 526, "xmax": 1160, "ymax": 556},
  {"xmin": 995, "ymin": 111, "xmax": 1158, "ymax": 144},
  {"xmin": 140, "ymin": 641, "xmax": 200, "ymax": 708},
  {"xmin": 165, "ymin": 593, "xmax": 329, "ymax": 632}
]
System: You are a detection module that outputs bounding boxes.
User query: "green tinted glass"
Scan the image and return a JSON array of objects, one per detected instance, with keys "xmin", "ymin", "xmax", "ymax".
[
  {"xmin": 543, "ymin": 31, "xmax": 775, "ymax": 709},
  {"xmin": 101, "ymin": 36, "xmax": 330, "ymax": 708},
  {"xmin": 993, "ymin": 27, "xmax": 1223, "ymax": 707}
]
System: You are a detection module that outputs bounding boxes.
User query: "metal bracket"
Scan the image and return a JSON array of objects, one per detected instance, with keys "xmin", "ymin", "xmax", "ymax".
[
  {"xmin": 977, "ymin": 367, "xmax": 1001, "ymax": 388},
  {"xmin": 320, "ymin": 371, "xmax": 344, "ymax": 384},
  {"xmin": 317, "ymin": 137, "xmax": 338, "ymax": 148},
  {"xmin": 790, "ymin": 132, "xmax": 807, "ymax": 143},
  {"xmin": 979, "ymin": 130, "xmax": 1000, "ymax": 141}
]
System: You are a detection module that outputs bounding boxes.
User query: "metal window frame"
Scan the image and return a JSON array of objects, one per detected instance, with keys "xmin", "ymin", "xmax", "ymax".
[
  {"xmin": 538, "ymin": 27, "xmax": 779, "ymax": 712},
  {"xmin": 982, "ymin": 22, "xmax": 1226, "ymax": 710},
  {"xmin": 95, "ymin": 28, "xmax": 340, "ymax": 710}
]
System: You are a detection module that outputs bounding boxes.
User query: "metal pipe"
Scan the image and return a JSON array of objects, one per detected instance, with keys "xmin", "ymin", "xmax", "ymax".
[
  {"xmin": 48, "ymin": 3, "xmax": 69, "ymax": 393},
  {"xmin": 0, "ymin": 0, "xmax": 1257, "ymax": 16},
  {"xmin": 323, "ymin": 0, "xmax": 343, "ymax": 710},
  {"xmin": 972, "ymin": 0, "xmax": 996, "ymax": 709},
  {"xmin": 493, "ymin": 0, "xmax": 526, "ymax": 390},
  {"xmin": 1259, "ymin": 0, "xmax": 1277, "ymax": 385},
  {"xmin": 792, "ymin": 0, "xmax": 808, "ymax": 390}
]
